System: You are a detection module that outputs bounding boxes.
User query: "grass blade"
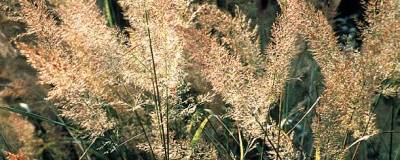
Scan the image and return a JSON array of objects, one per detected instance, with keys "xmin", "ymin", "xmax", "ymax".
[
  {"xmin": 0, "ymin": 104, "xmax": 71, "ymax": 128},
  {"xmin": 191, "ymin": 115, "xmax": 211, "ymax": 148},
  {"xmin": 103, "ymin": 0, "xmax": 116, "ymax": 27},
  {"xmin": 238, "ymin": 127, "xmax": 244, "ymax": 160},
  {"xmin": 204, "ymin": 109, "xmax": 240, "ymax": 145},
  {"xmin": 287, "ymin": 97, "xmax": 320, "ymax": 134},
  {"xmin": 79, "ymin": 137, "xmax": 98, "ymax": 160}
]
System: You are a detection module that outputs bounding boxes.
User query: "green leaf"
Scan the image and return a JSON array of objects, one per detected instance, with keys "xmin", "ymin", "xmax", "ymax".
[
  {"xmin": 103, "ymin": 0, "xmax": 116, "ymax": 27},
  {"xmin": 238, "ymin": 128, "xmax": 244, "ymax": 160},
  {"xmin": 190, "ymin": 115, "xmax": 212, "ymax": 149}
]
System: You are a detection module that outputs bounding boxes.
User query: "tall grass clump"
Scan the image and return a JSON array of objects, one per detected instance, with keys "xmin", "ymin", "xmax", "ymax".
[{"xmin": 0, "ymin": 0, "xmax": 398, "ymax": 159}]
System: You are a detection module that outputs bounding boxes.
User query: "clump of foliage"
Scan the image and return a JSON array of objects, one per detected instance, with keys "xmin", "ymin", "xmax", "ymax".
[{"xmin": 0, "ymin": 0, "xmax": 399, "ymax": 159}]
